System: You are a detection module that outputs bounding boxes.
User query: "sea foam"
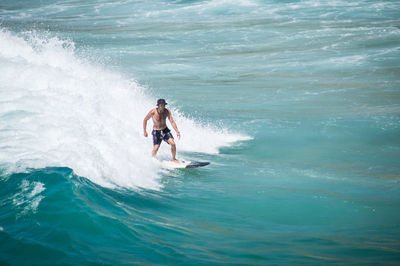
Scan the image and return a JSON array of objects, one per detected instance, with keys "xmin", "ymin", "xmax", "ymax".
[{"xmin": 0, "ymin": 29, "xmax": 249, "ymax": 190}]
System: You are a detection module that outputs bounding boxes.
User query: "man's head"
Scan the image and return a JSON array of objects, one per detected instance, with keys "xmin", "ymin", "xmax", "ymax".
[{"xmin": 157, "ymin": 99, "xmax": 167, "ymax": 109}]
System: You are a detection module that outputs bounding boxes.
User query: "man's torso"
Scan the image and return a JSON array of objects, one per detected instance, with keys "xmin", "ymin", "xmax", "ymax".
[{"xmin": 151, "ymin": 108, "xmax": 169, "ymax": 130}]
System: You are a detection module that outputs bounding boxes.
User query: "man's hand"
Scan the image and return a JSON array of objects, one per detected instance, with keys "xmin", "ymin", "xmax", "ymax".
[
  {"xmin": 144, "ymin": 131, "xmax": 148, "ymax": 137},
  {"xmin": 177, "ymin": 131, "xmax": 181, "ymax": 140}
]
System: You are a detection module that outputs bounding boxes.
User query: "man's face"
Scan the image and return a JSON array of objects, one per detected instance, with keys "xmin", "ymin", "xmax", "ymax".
[{"xmin": 158, "ymin": 104, "xmax": 165, "ymax": 110}]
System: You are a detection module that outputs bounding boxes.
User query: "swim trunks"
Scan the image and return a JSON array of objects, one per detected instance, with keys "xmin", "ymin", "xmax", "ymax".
[{"xmin": 152, "ymin": 127, "xmax": 174, "ymax": 146}]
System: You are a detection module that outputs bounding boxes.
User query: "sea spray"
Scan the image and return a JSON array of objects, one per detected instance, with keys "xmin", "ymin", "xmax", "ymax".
[{"xmin": 0, "ymin": 29, "xmax": 249, "ymax": 189}]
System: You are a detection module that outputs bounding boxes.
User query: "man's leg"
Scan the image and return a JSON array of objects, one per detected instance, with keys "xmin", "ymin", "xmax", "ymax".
[
  {"xmin": 167, "ymin": 138, "xmax": 178, "ymax": 162},
  {"xmin": 152, "ymin": 129, "xmax": 161, "ymax": 157},
  {"xmin": 152, "ymin": 144, "xmax": 160, "ymax": 157}
]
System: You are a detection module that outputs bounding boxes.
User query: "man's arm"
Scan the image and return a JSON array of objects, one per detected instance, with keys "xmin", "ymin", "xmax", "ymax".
[
  {"xmin": 167, "ymin": 109, "xmax": 181, "ymax": 139},
  {"xmin": 143, "ymin": 109, "xmax": 154, "ymax": 137}
]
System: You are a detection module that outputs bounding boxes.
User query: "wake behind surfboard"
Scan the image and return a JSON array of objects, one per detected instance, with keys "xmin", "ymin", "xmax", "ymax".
[{"xmin": 161, "ymin": 160, "xmax": 210, "ymax": 169}]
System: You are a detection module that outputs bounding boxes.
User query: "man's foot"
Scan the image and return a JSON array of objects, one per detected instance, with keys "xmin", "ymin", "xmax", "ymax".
[{"xmin": 173, "ymin": 159, "xmax": 180, "ymax": 163}]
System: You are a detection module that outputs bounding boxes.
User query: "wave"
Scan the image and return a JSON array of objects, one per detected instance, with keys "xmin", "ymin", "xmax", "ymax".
[{"xmin": 0, "ymin": 29, "xmax": 249, "ymax": 190}]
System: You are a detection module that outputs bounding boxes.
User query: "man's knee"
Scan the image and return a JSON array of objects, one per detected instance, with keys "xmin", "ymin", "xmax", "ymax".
[
  {"xmin": 153, "ymin": 145, "xmax": 160, "ymax": 151},
  {"xmin": 168, "ymin": 139, "xmax": 175, "ymax": 146}
]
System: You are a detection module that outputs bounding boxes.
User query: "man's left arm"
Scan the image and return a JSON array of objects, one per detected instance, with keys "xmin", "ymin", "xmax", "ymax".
[{"xmin": 168, "ymin": 109, "xmax": 181, "ymax": 139}]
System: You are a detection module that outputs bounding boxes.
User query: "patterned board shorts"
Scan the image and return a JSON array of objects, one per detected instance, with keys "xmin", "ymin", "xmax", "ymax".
[{"xmin": 152, "ymin": 127, "xmax": 174, "ymax": 146}]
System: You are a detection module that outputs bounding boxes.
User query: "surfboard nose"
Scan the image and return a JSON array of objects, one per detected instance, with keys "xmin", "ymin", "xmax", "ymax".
[
  {"xmin": 186, "ymin": 162, "xmax": 210, "ymax": 168},
  {"xmin": 161, "ymin": 161, "xmax": 210, "ymax": 169}
]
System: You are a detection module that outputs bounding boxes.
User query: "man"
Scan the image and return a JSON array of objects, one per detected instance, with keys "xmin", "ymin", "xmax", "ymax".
[{"xmin": 143, "ymin": 99, "xmax": 181, "ymax": 163}]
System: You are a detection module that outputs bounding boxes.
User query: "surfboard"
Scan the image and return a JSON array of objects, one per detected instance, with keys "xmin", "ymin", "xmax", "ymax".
[{"xmin": 161, "ymin": 160, "xmax": 210, "ymax": 169}]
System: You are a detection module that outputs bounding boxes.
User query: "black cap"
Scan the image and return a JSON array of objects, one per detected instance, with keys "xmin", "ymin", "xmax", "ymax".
[{"xmin": 157, "ymin": 99, "xmax": 167, "ymax": 106}]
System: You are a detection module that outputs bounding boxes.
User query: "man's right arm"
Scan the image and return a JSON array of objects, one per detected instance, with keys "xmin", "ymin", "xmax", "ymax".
[{"xmin": 143, "ymin": 109, "xmax": 154, "ymax": 137}]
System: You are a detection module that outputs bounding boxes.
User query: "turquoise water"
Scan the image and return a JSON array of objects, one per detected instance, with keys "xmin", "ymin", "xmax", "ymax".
[{"xmin": 1, "ymin": 0, "xmax": 400, "ymax": 264}]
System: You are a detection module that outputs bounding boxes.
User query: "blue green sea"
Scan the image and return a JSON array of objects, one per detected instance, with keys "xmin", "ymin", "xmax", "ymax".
[{"xmin": 1, "ymin": 0, "xmax": 400, "ymax": 264}]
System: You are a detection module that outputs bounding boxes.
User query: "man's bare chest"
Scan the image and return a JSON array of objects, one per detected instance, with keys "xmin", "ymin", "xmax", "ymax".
[{"xmin": 153, "ymin": 110, "xmax": 168, "ymax": 122}]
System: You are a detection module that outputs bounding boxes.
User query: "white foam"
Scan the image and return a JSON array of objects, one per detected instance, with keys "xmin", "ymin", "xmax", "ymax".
[
  {"xmin": 328, "ymin": 55, "xmax": 366, "ymax": 65},
  {"xmin": 11, "ymin": 180, "xmax": 46, "ymax": 215},
  {"xmin": 0, "ymin": 29, "xmax": 249, "ymax": 190}
]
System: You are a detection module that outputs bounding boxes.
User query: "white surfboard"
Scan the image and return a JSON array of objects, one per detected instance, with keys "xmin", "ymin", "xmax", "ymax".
[{"xmin": 161, "ymin": 160, "xmax": 210, "ymax": 169}]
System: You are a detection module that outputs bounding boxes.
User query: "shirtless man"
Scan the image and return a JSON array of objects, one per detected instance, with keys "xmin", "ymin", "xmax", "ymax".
[{"xmin": 143, "ymin": 99, "xmax": 181, "ymax": 163}]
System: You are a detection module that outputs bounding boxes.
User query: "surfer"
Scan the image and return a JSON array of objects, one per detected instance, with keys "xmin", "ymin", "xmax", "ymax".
[{"xmin": 143, "ymin": 99, "xmax": 181, "ymax": 163}]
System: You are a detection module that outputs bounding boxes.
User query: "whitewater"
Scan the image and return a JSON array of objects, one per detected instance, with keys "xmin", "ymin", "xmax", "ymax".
[{"xmin": 0, "ymin": 29, "xmax": 248, "ymax": 190}]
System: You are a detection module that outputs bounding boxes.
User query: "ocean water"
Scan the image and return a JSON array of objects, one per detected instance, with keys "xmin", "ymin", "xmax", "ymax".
[{"xmin": 1, "ymin": 0, "xmax": 400, "ymax": 264}]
